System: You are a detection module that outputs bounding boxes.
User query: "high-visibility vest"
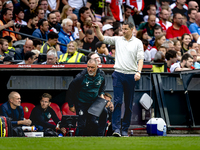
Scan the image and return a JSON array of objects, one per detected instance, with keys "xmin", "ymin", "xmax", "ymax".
[
  {"xmin": 0, "ymin": 20, "xmax": 17, "ymax": 41},
  {"xmin": 59, "ymin": 51, "xmax": 84, "ymax": 63}
]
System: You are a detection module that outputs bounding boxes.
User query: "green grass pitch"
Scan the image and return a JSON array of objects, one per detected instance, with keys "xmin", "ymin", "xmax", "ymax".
[{"xmin": 1, "ymin": 136, "xmax": 200, "ymax": 150}]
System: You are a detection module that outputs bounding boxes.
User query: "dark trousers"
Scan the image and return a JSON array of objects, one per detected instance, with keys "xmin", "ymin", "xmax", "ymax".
[
  {"xmin": 98, "ymin": 108, "xmax": 108, "ymax": 136},
  {"xmin": 112, "ymin": 71, "xmax": 136, "ymax": 132},
  {"xmin": 76, "ymin": 101, "xmax": 98, "ymax": 136}
]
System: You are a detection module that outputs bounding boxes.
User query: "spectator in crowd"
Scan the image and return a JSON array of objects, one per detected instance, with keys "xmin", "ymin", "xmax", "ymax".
[
  {"xmin": 78, "ymin": 7, "xmax": 90, "ymax": 33},
  {"xmin": 158, "ymin": 45, "xmax": 167, "ymax": 56},
  {"xmin": 102, "ymin": 24, "xmax": 114, "ymax": 37},
  {"xmin": 138, "ymin": 14, "xmax": 160, "ymax": 38},
  {"xmin": 47, "ymin": 12, "xmax": 59, "ymax": 33},
  {"xmin": 95, "ymin": 41, "xmax": 109, "ymax": 63},
  {"xmin": 87, "ymin": 52, "xmax": 102, "ymax": 65},
  {"xmin": 186, "ymin": 8, "xmax": 197, "ymax": 28},
  {"xmin": 0, "ymin": 39, "xmax": 9, "ymax": 61},
  {"xmin": 142, "ymin": 39, "xmax": 151, "ymax": 62},
  {"xmin": 165, "ymin": 50, "xmax": 178, "ymax": 72},
  {"xmin": 67, "ymin": 59, "xmax": 106, "ymax": 136},
  {"xmin": 150, "ymin": 34, "xmax": 166, "ymax": 60},
  {"xmin": 170, "ymin": 53, "xmax": 195, "ymax": 73},
  {"xmin": 40, "ymin": 32, "xmax": 60, "ymax": 54},
  {"xmin": 32, "ymin": 39, "xmax": 42, "ymax": 51},
  {"xmin": 31, "ymin": 49, "xmax": 40, "ymax": 62},
  {"xmin": 60, "ymin": 5, "xmax": 73, "ymax": 22},
  {"xmin": 67, "ymin": 14, "xmax": 80, "ymax": 39},
  {"xmin": 18, "ymin": 51, "xmax": 36, "ymax": 64},
  {"xmin": 52, "ymin": 10, "xmax": 61, "ymax": 24},
  {"xmin": 171, "ymin": 0, "xmax": 187, "ymax": 16},
  {"xmin": 188, "ymin": 1, "xmax": 199, "ymax": 12},
  {"xmin": 188, "ymin": 49, "xmax": 200, "ymax": 69},
  {"xmin": 0, "ymin": 8, "xmax": 16, "ymax": 41},
  {"xmin": 3, "ymin": 0, "xmax": 14, "ymax": 12},
  {"xmin": 180, "ymin": 33, "xmax": 191, "ymax": 55},
  {"xmin": 0, "ymin": 91, "xmax": 32, "ymax": 127},
  {"xmin": 189, "ymin": 12, "xmax": 200, "ymax": 42},
  {"xmin": 101, "ymin": 16, "xmax": 114, "ymax": 26},
  {"xmin": 59, "ymin": 41, "xmax": 84, "ymax": 63},
  {"xmin": 94, "ymin": 21, "xmax": 103, "ymax": 33},
  {"xmin": 166, "ymin": 13, "xmax": 191, "ymax": 40},
  {"xmin": 143, "ymin": 4, "xmax": 159, "ymax": 23},
  {"xmin": 149, "ymin": 26, "xmax": 163, "ymax": 46},
  {"xmin": 39, "ymin": 0, "xmax": 50, "ymax": 19},
  {"xmin": 75, "ymin": 39, "xmax": 83, "ymax": 49},
  {"xmin": 136, "ymin": 29, "xmax": 151, "ymax": 41},
  {"xmin": 37, "ymin": 8, "xmax": 45, "ymax": 20},
  {"xmin": 47, "ymin": 0, "xmax": 60, "ymax": 12},
  {"xmin": 123, "ymin": 5, "xmax": 135, "ymax": 25},
  {"xmin": 172, "ymin": 39, "xmax": 182, "ymax": 59},
  {"xmin": 32, "ymin": 19, "xmax": 49, "ymax": 40},
  {"xmin": 161, "ymin": 40, "xmax": 175, "ymax": 51},
  {"xmin": 82, "ymin": 29, "xmax": 99, "ymax": 52},
  {"xmin": 188, "ymin": 42, "xmax": 199, "ymax": 54},
  {"xmin": 18, "ymin": 13, "xmax": 38, "ymax": 40},
  {"xmin": 42, "ymin": 50, "xmax": 58, "ymax": 64},
  {"xmin": 3, "ymin": 36, "xmax": 15, "ymax": 57},
  {"xmin": 113, "ymin": 29, "xmax": 123, "ymax": 36},
  {"xmin": 30, "ymin": 93, "xmax": 66, "ymax": 134},
  {"xmin": 152, "ymin": 51, "xmax": 166, "ymax": 72},
  {"xmin": 24, "ymin": 0, "xmax": 38, "ymax": 22},
  {"xmin": 14, "ymin": 7, "xmax": 27, "ymax": 26},
  {"xmin": 58, "ymin": 18, "xmax": 75, "ymax": 53},
  {"xmin": 158, "ymin": 9, "xmax": 172, "ymax": 32},
  {"xmin": 14, "ymin": 39, "xmax": 33, "ymax": 60}
]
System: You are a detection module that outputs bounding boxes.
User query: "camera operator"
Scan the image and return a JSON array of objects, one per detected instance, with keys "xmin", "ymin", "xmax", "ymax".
[{"xmin": 17, "ymin": 13, "xmax": 38, "ymax": 40}]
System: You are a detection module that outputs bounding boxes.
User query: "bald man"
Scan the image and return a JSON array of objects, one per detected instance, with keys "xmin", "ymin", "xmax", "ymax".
[
  {"xmin": 189, "ymin": 12, "xmax": 200, "ymax": 42},
  {"xmin": 0, "ymin": 91, "xmax": 32, "ymax": 127},
  {"xmin": 138, "ymin": 15, "xmax": 160, "ymax": 37},
  {"xmin": 188, "ymin": 1, "xmax": 199, "ymax": 12}
]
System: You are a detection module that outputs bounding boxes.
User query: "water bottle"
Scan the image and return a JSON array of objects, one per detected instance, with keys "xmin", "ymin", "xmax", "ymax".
[
  {"xmin": 22, "ymin": 126, "xmax": 37, "ymax": 131},
  {"xmin": 130, "ymin": 130, "xmax": 134, "ymax": 136},
  {"xmin": 163, "ymin": 125, "xmax": 167, "ymax": 136}
]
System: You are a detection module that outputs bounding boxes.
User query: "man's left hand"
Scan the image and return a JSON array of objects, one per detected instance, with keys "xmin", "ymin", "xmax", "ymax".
[{"xmin": 134, "ymin": 72, "xmax": 141, "ymax": 81}]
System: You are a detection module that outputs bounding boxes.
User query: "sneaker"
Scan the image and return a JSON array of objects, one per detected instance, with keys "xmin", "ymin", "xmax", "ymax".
[
  {"xmin": 121, "ymin": 131, "xmax": 129, "ymax": 137},
  {"xmin": 112, "ymin": 129, "xmax": 121, "ymax": 137}
]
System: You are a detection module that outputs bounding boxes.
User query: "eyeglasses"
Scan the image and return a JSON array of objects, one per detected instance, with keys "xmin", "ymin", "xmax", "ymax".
[
  {"xmin": 194, "ymin": 6, "xmax": 199, "ymax": 8},
  {"xmin": 41, "ymin": 3, "xmax": 48, "ymax": 6}
]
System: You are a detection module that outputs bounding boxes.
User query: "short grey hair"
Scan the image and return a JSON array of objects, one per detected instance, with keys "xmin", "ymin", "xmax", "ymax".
[
  {"xmin": 31, "ymin": 49, "xmax": 40, "ymax": 55},
  {"xmin": 161, "ymin": 40, "xmax": 174, "ymax": 48},
  {"xmin": 61, "ymin": 18, "xmax": 73, "ymax": 27},
  {"xmin": 47, "ymin": 50, "xmax": 57, "ymax": 57},
  {"xmin": 87, "ymin": 58, "xmax": 98, "ymax": 66},
  {"xmin": 188, "ymin": 49, "xmax": 197, "ymax": 54}
]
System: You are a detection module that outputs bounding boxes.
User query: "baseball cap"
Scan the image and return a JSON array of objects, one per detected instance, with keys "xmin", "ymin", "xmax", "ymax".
[{"xmin": 102, "ymin": 24, "xmax": 113, "ymax": 32}]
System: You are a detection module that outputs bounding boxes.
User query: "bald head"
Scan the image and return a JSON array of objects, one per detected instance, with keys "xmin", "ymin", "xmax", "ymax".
[
  {"xmin": 24, "ymin": 40, "xmax": 33, "ymax": 53},
  {"xmin": 148, "ymin": 15, "xmax": 156, "ymax": 27},
  {"xmin": 188, "ymin": 1, "xmax": 199, "ymax": 11},
  {"xmin": 67, "ymin": 14, "xmax": 78, "ymax": 26},
  {"xmin": 94, "ymin": 21, "xmax": 103, "ymax": 32},
  {"xmin": 8, "ymin": 91, "xmax": 20, "ymax": 101}
]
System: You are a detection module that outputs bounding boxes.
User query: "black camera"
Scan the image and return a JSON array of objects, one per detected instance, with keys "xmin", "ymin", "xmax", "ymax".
[{"xmin": 14, "ymin": 23, "xmax": 26, "ymax": 28}]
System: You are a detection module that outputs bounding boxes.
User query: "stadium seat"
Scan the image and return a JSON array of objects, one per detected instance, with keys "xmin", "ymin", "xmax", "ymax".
[
  {"xmin": 0, "ymin": 103, "xmax": 3, "ymax": 106},
  {"xmin": 61, "ymin": 102, "xmax": 76, "ymax": 115},
  {"xmin": 48, "ymin": 103, "xmax": 62, "ymax": 125},
  {"xmin": 21, "ymin": 103, "xmax": 35, "ymax": 119}
]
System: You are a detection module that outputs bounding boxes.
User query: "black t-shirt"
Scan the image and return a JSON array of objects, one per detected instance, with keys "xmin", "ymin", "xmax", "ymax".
[
  {"xmin": 19, "ymin": 26, "xmax": 36, "ymax": 39},
  {"xmin": 87, "ymin": 0, "xmax": 105, "ymax": 15},
  {"xmin": 82, "ymin": 36, "xmax": 99, "ymax": 52},
  {"xmin": 172, "ymin": 7, "xmax": 187, "ymax": 16}
]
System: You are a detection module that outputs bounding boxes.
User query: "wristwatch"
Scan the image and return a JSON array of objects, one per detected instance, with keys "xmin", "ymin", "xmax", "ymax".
[{"xmin": 137, "ymin": 71, "xmax": 141, "ymax": 74}]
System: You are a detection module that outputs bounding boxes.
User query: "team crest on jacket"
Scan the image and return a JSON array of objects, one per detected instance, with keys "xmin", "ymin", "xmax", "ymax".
[{"xmin": 47, "ymin": 113, "xmax": 51, "ymax": 119}]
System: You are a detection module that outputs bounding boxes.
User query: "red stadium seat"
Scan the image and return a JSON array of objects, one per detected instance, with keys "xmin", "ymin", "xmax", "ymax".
[
  {"xmin": 61, "ymin": 102, "xmax": 76, "ymax": 115},
  {"xmin": 21, "ymin": 103, "xmax": 35, "ymax": 119},
  {"xmin": 0, "ymin": 103, "xmax": 3, "ymax": 106},
  {"xmin": 48, "ymin": 103, "xmax": 62, "ymax": 125}
]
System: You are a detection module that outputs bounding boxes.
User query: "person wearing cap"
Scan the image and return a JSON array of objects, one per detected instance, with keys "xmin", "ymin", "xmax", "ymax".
[{"xmin": 102, "ymin": 24, "xmax": 114, "ymax": 37}]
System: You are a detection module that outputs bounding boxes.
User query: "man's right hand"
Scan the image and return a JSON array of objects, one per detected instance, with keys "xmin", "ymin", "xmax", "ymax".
[
  {"xmin": 6, "ymin": 20, "xmax": 14, "ymax": 28},
  {"xmin": 92, "ymin": 22, "xmax": 99, "ymax": 30},
  {"xmin": 69, "ymin": 106, "xmax": 76, "ymax": 113},
  {"xmin": 18, "ymin": 119, "xmax": 32, "ymax": 126}
]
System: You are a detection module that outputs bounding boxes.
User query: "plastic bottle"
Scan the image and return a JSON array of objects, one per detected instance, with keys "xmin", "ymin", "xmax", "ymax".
[
  {"xmin": 22, "ymin": 126, "xmax": 37, "ymax": 131},
  {"xmin": 130, "ymin": 130, "xmax": 134, "ymax": 136},
  {"xmin": 163, "ymin": 125, "xmax": 167, "ymax": 136}
]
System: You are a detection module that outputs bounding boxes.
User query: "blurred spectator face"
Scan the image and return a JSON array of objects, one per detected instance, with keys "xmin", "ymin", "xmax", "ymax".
[
  {"xmin": 182, "ymin": 35, "xmax": 191, "ymax": 46},
  {"xmin": 174, "ymin": 14, "xmax": 183, "ymax": 26},
  {"xmin": 66, "ymin": 7, "xmax": 73, "ymax": 16},
  {"xmin": 190, "ymin": 51, "xmax": 197, "ymax": 62},
  {"xmin": 191, "ymin": 2, "xmax": 199, "ymax": 11},
  {"xmin": 5, "ymin": 1, "xmax": 14, "ymax": 11},
  {"xmin": 40, "ymin": 97, "xmax": 50, "ymax": 110},
  {"xmin": 125, "ymin": 7, "xmax": 132, "ymax": 18},
  {"xmin": 40, "ymin": 0, "xmax": 48, "ymax": 11},
  {"xmin": 67, "ymin": 42, "xmax": 76, "ymax": 54},
  {"xmin": 192, "ymin": 43, "xmax": 199, "ymax": 52},
  {"xmin": 63, "ymin": 21, "xmax": 73, "ymax": 33},
  {"xmin": 86, "ymin": 17, "xmax": 92, "ymax": 23},
  {"xmin": 171, "ymin": 55, "xmax": 178, "ymax": 63},
  {"xmin": 148, "ymin": 15, "xmax": 156, "ymax": 27},
  {"xmin": 32, "ymin": 16, "xmax": 39, "ymax": 27},
  {"xmin": 184, "ymin": 57, "xmax": 193, "ymax": 68},
  {"xmin": 10, "ymin": 93, "xmax": 21, "ymax": 107},
  {"xmin": 71, "ymin": 14, "xmax": 78, "ymax": 27},
  {"xmin": 81, "ymin": 9, "xmax": 90, "ymax": 20},
  {"xmin": 48, "ymin": 13, "xmax": 57, "ymax": 26},
  {"xmin": 106, "ymin": 29, "xmax": 114, "ymax": 36},
  {"xmin": 54, "ymin": 11, "xmax": 61, "ymax": 23},
  {"xmin": 154, "ymin": 29, "xmax": 162, "ymax": 37},
  {"xmin": 85, "ymin": 33, "xmax": 94, "ymax": 43},
  {"xmin": 23, "ymin": 40, "xmax": 33, "ymax": 53},
  {"xmin": 168, "ymin": 43, "xmax": 175, "ymax": 50},
  {"xmin": 175, "ymin": 41, "xmax": 181, "ymax": 52},
  {"xmin": 105, "ymin": 19, "xmax": 113, "ymax": 26},
  {"xmin": 148, "ymin": 6, "xmax": 156, "ymax": 15},
  {"xmin": 160, "ymin": 9, "xmax": 169, "ymax": 21},
  {"xmin": 16, "ymin": 11, "xmax": 24, "ymax": 20},
  {"xmin": 47, "ymin": 54, "xmax": 57, "ymax": 64},
  {"xmin": 38, "ymin": 9, "xmax": 45, "ymax": 19},
  {"xmin": 157, "ymin": 36, "xmax": 166, "ymax": 45},
  {"xmin": 142, "ymin": 32, "xmax": 148, "ymax": 40},
  {"xmin": 90, "ymin": 53, "xmax": 101, "ymax": 65},
  {"xmin": 29, "ymin": 0, "xmax": 37, "ymax": 10},
  {"xmin": 49, "ymin": 38, "xmax": 58, "ymax": 46},
  {"xmin": 178, "ymin": 0, "xmax": 186, "ymax": 6},
  {"xmin": 4, "ymin": 9, "xmax": 13, "ymax": 22},
  {"xmin": 132, "ymin": 27, "xmax": 137, "ymax": 37},
  {"xmin": 95, "ymin": 22, "xmax": 103, "ymax": 33},
  {"xmin": 97, "ymin": 44, "xmax": 106, "ymax": 54},
  {"xmin": 159, "ymin": 47, "xmax": 167, "ymax": 56},
  {"xmin": 0, "ymin": 41, "xmax": 8, "ymax": 52},
  {"xmin": 41, "ymin": 21, "xmax": 49, "ymax": 32},
  {"xmin": 188, "ymin": 10, "xmax": 197, "ymax": 20}
]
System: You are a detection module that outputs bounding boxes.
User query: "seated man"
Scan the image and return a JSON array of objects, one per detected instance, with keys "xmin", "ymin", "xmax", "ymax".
[
  {"xmin": 0, "ymin": 91, "xmax": 32, "ymax": 135},
  {"xmin": 42, "ymin": 50, "xmax": 58, "ymax": 65},
  {"xmin": 170, "ymin": 53, "xmax": 195, "ymax": 73},
  {"xmin": 18, "ymin": 51, "xmax": 36, "ymax": 65},
  {"xmin": 29, "ymin": 93, "xmax": 66, "ymax": 134}
]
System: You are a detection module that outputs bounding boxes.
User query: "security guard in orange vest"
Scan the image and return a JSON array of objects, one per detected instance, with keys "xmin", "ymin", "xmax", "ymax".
[{"xmin": 59, "ymin": 41, "xmax": 85, "ymax": 63}]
